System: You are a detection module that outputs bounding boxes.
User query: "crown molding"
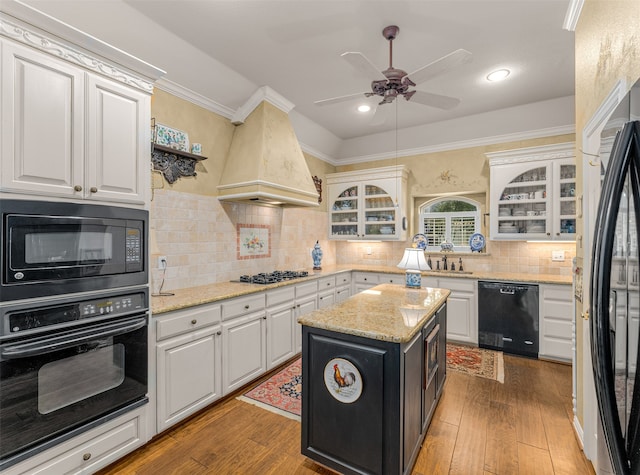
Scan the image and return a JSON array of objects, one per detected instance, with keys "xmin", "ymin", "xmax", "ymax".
[
  {"xmin": 582, "ymin": 79, "xmax": 627, "ymax": 140},
  {"xmin": 485, "ymin": 141, "xmax": 575, "ymax": 166},
  {"xmin": 155, "ymin": 78, "xmax": 235, "ymax": 119},
  {"xmin": 338, "ymin": 124, "xmax": 576, "ymax": 165},
  {"xmin": 563, "ymin": 0, "xmax": 584, "ymax": 31},
  {"xmin": 231, "ymin": 86, "xmax": 295, "ymax": 124},
  {"xmin": 299, "ymin": 142, "xmax": 340, "ymax": 166}
]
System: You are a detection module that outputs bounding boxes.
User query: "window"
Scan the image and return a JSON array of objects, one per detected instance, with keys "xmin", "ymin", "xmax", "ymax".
[{"xmin": 420, "ymin": 198, "xmax": 481, "ymax": 251}]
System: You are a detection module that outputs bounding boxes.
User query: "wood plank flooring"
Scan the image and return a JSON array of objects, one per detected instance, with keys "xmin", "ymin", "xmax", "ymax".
[{"xmin": 97, "ymin": 355, "xmax": 595, "ymax": 475}]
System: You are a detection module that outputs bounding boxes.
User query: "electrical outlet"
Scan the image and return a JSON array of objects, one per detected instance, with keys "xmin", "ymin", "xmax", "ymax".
[
  {"xmin": 551, "ymin": 250, "xmax": 565, "ymax": 262},
  {"xmin": 366, "ymin": 247, "xmax": 372, "ymax": 255},
  {"xmin": 157, "ymin": 256, "xmax": 167, "ymax": 269}
]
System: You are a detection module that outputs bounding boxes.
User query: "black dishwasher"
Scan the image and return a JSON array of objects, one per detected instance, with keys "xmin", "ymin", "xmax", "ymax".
[{"xmin": 478, "ymin": 281, "xmax": 539, "ymax": 358}]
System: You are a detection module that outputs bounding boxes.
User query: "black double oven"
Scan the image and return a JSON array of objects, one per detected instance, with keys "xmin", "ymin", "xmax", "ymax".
[{"xmin": 0, "ymin": 199, "xmax": 149, "ymax": 470}]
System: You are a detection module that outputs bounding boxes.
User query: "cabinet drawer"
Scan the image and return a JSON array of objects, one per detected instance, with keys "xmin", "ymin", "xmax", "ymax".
[
  {"xmin": 222, "ymin": 294, "xmax": 266, "ymax": 321},
  {"xmin": 156, "ymin": 304, "xmax": 221, "ymax": 341},
  {"xmin": 378, "ymin": 273, "xmax": 402, "ymax": 285},
  {"xmin": 25, "ymin": 410, "xmax": 144, "ymax": 475},
  {"xmin": 437, "ymin": 277, "xmax": 476, "ymax": 293},
  {"xmin": 318, "ymin": 276, "xmax": 336, "ymax": 291},
  {"xmin": 353, "ymin": 272, "xmax": 379, "ymax": 285},
  {"xmin": 295, "ymin": 280, "xmax": 318, "ymax": 298},
  {"xmin": 266, "ymin": 286, "xmax": 295, "ymax": 307},
  {"xmin": 335, "ymin": 272, "xmax": 352, "ymax": 287}
]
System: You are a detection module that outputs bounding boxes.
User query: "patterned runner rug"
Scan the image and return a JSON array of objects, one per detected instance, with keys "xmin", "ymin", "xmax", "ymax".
[
  {"xmin": 238, "ymin": 344, "xmax": 504, "ymax": 420},
  {"xmin": 447, "ymin": 343, "xmax": 504, "ymax": 383}
]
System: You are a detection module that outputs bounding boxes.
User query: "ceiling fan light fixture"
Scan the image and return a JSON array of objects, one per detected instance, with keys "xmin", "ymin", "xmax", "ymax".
[
  {"xmin": 486, "ymin": 68, "xmax": 511, "ymax": 82},
  {"xmin": 357, "ymin": 104, "xmax": 371, "ymax": 113}
]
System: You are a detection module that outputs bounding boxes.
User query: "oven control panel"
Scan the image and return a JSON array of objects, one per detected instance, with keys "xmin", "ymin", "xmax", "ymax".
[{"xmin": 5, "ymin": 292, "xmax": 147, "ymax": 334}]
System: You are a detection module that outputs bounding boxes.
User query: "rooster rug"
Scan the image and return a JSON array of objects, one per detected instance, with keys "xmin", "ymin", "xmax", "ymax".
[{"xmin": 238, "ymin": 344, "xmax": 503, "ymax": 420}]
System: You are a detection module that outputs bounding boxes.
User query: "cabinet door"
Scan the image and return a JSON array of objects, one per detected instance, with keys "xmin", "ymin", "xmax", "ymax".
[
  {"xmin": 403, "ymin": 331, "xmax": 423, "ymax": 472},
  {"xmin": 222, "ymin": 312, "xmax": 267, "ymax": 394},
  {"xmin": 335, "ymin": 285, "xmax": 351, "ymax": 303},
  {"xmin": 329, "ymin": 185, "xmax": 360, "ymax": 238},
  {"xmin": 551, "ymin": 159, "xmax": 577, "ymax": 240},
  {"xmin": 362, "ymin": 183, "xmax": 399, "ymax": 239},
  {"xmin": 86, "ymin": 74, "xmax": 149, "ymax": 204},
  {"xmin": 156, "ymin": 326, "xmax": 222, "ymax": 431},
  {"xmin": 318, "ymin": 290, "xmax": 335, "ymax": 309},
  {"xmin": 491, "ymin": 162, "xmax": 551, "ymax": 240},
  {"xmin": 295, "ymin": 295, "xmax": 317, "ymax": 353},
  {"xmin": 438, "ymin": 278, "xmax": 477, "ymax": 345},
  {"xmin": 267, "ymin": 302, "xmax": 296, "ymax": 370},
  {"xmin": 539, "ymin": 284, "xmax": 573, "ymax": 361},
  {"xmin": 1, "ymin": 41, "xmax": 84, "ymax": 197}
]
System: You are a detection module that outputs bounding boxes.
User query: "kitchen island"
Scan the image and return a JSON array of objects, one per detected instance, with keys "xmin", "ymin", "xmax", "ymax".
[{"xmin": 298, "ymin": 284, "xmax": 450, "ymax": 475}]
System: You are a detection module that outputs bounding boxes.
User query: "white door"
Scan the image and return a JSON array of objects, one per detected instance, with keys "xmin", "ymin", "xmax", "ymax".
[
  {"xmin": 222, "ymin": 312, "xmax": 266, "ymax": 394},
  {"xmin": 267, "ymin": 303, "xmax": 295, "ymax": 369},
  {"xmin": 1, "ymin": 41, "xmax": 84, "ymax": 197}
]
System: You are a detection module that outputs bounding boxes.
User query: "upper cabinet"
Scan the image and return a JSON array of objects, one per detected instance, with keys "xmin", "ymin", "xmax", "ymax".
[
  {"xmin": 487, "ymin": 143, "xmax": 576, "ymax": 241},
  {"xmin": 326, "ymin": 166, "xmax": 408, "ymax": 241},
  {"xmin": 0, "ymin": 14, "xmax": 163, "ymax": 207}
]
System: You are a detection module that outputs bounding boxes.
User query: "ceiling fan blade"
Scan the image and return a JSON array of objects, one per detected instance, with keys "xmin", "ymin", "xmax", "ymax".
[
  {"xmin": 408, "ymin": 91, "xmax": 461, "ymax": 110},
  {"xmin": 341, "ymin": 52, "xmax": 387, "ymax": 81},
  {"xmin": 369, "ymin": 105, "xmax": 390, "ymax": 126},
  {"xmin": 407, "ymin": 49, "xmax": 472, "ymax": 85},
  {"xmin": 314, "ymin": 92, "xmax": 368, "ymax": 106}
]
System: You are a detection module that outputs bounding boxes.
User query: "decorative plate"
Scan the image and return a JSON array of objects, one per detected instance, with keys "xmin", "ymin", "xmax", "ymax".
[
  {"xmin": 155, "ymin": 123, "xmax": 190, "ymax": 152},
  {"xmin": 469, "ymin": 233, "xmax": 486, "ymax": 252},
  {"xmin": 412, "ymin": 233, "xmax": 428, "ymax": 250},
  {"xmin": 323, "ymin": 358, "xmax": 363, "ymax": 404}
]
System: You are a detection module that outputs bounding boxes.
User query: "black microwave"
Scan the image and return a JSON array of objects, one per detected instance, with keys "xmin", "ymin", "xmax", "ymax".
[{"xmin": 1, "ymin": 200, "xmax": 148, "ymax": 301}]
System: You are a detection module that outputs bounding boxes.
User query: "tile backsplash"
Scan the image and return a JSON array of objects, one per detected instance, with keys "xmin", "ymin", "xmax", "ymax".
[{"xmin": 152, "ymin": 189, "xmax": 574, "ymax": 292}]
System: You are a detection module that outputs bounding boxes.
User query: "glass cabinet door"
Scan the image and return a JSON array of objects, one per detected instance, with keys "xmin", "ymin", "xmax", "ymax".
[
  {"xmin": 330, "ymin": 186, "xmax": 359, "ymax": 237},
  {"xmin": 554, "ymin": 161, "xmax": 576, "ymax": 239},
  {"xmin": 363, "ymin": 185, "xmax": 396, "ymax": 237}
]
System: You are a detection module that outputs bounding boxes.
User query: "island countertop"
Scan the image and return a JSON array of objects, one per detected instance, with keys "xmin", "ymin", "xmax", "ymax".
[{"xmin": 297, "ymin": 283, "xmax": 450, "ymax": 343}]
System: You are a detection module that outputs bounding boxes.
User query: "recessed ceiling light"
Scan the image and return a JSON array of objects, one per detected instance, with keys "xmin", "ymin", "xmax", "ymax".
[
  {"xmin": 486, "ymin": 69, "xmax": 511, "ymax": 82},
  {"xmin": 357, "ymin": 104, "xmax": 371, "ymax": 113}
]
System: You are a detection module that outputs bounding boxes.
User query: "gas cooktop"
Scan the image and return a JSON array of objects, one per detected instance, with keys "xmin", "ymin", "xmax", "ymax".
[{"xmin": 238, "ymin": 270, "xmax": 309, "ymax": 285}]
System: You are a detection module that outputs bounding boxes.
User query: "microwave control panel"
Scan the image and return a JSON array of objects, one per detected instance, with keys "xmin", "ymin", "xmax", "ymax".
[{"xmin": 125, "ymin": 228, "xmax": 142, "ymax": 264}]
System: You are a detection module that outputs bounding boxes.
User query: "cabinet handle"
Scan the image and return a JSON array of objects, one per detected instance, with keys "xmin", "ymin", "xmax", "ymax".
[
  {"xmin": 326, "ymin": 282, "xmax": 331, "ymax": 286},
  {"xmin": 547, "ymin": 232, "xmax": 551, "ymax": 236},
  {"xmin": 244, "ymin": 305, "xmax": 250, "ymax": 310},
  {"xmin": 191, "ymin": 319, "xmax": 197, "ymax": 325},
  {"xmin": 74, "ymin": 185, "xmax": 83, "ymax": 192},
  {"xmin": 90, "ymin": 186, "xmax": 98, "ymax": 193},
  {"xmin": 262, "ymin": 315, "xmax": 267, "ymax": 319},
  {"xmin": 83, "ymin": 453, "xmax": 92, "ymax": 461},
  {"xmin": 556, "ymin": 232, "xmax": 560, "ymax": 236}
]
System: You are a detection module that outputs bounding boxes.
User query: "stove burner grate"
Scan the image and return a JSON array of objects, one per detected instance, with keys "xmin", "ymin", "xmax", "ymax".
[{"xmin": 239, "ymin": 270, "xmax": 309, "ymax": 284}]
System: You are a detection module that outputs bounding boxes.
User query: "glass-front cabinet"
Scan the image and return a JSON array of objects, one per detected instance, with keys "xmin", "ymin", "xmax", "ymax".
[
  {"xmin": 327, "ymin": 166, "xmax": 408, "ymax": 241},
  {"xmin": 487, "ymin": 143, "xmax": 576, "ymax": 241}
]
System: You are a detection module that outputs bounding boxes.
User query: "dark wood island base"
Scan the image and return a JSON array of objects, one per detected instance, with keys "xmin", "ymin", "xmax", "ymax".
[{"xmin": 299, "ymin": 284, "xmax": 449, "ymax": 475}]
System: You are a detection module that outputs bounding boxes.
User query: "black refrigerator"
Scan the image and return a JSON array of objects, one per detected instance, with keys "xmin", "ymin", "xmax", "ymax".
[{"xmin": 591, "ymin": 103, "xmax": 640, "ymax": 474}]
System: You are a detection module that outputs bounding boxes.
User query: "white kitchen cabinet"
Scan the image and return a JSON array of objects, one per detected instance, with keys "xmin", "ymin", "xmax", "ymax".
[
  {"xmin": 294, "ymin": 280, "xmax": 319, "ymax": 352},
  {"xmin": 1, "ymin": 39, "xmax": 150, "ymax": 205},
  {"xmin": 222, "ymin": 310, "xmax": 267, "ymax": 395},
  {"xmin": 426, "ymin": 277, "xmax": 477, "ymax": 345},
  {"xmin": 539, "ymin": 284, "xmax": 573, "ymax": 362},
  {"xmin": 155, "ymin": 304, "xmax": 222, "ymax": 432},
  {"xmin": 353, "ymin": 271, "xmax": 384, "ymax": 292},
  {"xmin": 487, "ymin": 143, "xmax": 575, "ymax": 241},
  {"xmin": 326, "ymin": 166, "xmax": 408, "ymax": 241},
  {"xmin": 318, "ymin": 289, "xmax": 336, "ymax": 309},
  {"xmin": 2, "ymin": 405, "xmax": 148, "ymax": 475},
  {"xmin": 266, "ymin": 286, "xmax": 296, "ymax": 370}
]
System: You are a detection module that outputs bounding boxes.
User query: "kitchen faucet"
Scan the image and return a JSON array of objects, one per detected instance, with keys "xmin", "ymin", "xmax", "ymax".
[{"xmin": 442, "ymin": 255, "xmax": 448, "ymax": 271}]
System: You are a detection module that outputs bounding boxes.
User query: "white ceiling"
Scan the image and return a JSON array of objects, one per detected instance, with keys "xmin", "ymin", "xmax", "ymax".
[{"xmin": 14, "ymin": 0, "xmax": 576, "ymax": 162}]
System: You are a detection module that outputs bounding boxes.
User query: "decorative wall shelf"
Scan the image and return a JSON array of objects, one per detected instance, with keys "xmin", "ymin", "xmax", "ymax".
[{"xmin": 151, "ymin": 143, "xmax": 207, "ymax": 184}]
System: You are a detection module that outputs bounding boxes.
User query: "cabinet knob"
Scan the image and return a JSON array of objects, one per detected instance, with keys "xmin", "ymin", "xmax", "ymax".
[
  {"xmin": 217, "ymin": 330, "xmax": 222, "ymax": 335},
  {"xmin": 326, "ymin": 282, "xmax": 331, "ymax": 286},
  {"xmin": 74, "ymin": 185, "xmax": 83, "ymax": 192},
  {"xmin": 262, "ymin": 315, "xmax": 267, "ymax": 319},
  {"xmin": 191, "ymin": 319, "xmax": 197, "ymax": 325},
  {"xmin": 556, "ymin": 232, "xmax": 560, "ymax": 236},
  {"xmin": 244, "ymin": 305, "xmax": 250, "ymax": 310},
  {"xmin": 90, "ymin": 186, "xmax": 98, "ymax": 193},
  {"xmin": 83, "ymin": 453, "xmax": 92, "ymax": 461},
  {"xmin": 547, "ymin": 232, "xmax": 551, "ymax": 236}
]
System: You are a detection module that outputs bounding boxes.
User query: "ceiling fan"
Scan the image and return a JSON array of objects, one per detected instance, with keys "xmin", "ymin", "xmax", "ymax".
[{"xmin": 314, "ymin": 25, "xmax": 472, "ymax": 120}]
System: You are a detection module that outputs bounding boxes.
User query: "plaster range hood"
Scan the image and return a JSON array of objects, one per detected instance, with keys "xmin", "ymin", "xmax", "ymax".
[{"xmin": 217, "ymin": 87, "xmax": 320, "ymax": 207}]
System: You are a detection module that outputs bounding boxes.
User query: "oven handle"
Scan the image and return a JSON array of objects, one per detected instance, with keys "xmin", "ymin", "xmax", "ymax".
[{"xmin": 0, "ymin": 317, "xmax": 147, "ymax": 359}]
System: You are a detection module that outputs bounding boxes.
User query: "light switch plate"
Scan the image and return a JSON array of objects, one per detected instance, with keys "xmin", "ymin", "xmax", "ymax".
[{"xmin": 552, "ymin": 250, "xmax": 565, "ymax": 262}]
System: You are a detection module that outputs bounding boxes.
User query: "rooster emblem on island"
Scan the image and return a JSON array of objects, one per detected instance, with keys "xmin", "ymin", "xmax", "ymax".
[{"xmin": 333, "ymin": 363, "xmax": 356, "ymax": 388}]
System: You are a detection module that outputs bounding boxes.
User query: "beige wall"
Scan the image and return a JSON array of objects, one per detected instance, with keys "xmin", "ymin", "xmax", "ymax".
[{"xmin": 574, "ymin": 0, "xmax": 640, "ymax": 430}]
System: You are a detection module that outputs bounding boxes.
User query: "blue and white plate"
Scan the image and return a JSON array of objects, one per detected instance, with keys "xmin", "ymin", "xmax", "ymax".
[
  {"xmin": 412, "ymin": 233, "xmax": 428, "ymax": 250},
  {"xmin": 469, "ymin": 233, "xmax": 485, "ymax": 252}
]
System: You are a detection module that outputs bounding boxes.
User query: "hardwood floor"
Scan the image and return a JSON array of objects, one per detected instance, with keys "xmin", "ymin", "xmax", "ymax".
[{"xmin": 97, "ymin": 355, "xmax": 595, "ymax": 475}]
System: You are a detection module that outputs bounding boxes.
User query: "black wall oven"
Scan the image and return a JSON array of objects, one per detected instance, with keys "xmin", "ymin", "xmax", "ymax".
[
  {"xmin": 0, "ymin": 288, "xmax": 149, "ymax": 470},
  {"xmin": 2, "ymin": 199, "xmax": 147, "ymax": 301}
]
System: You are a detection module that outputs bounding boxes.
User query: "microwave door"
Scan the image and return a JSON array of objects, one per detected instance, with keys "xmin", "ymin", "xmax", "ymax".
[{"xmin": 592, "ymin": 120, "xmax": 640, "ymax": 474}]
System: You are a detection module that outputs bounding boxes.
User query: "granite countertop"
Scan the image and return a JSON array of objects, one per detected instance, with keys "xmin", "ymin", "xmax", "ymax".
[
  {"xmin": 297, "ymin": 284, "xmax": 450, "ymax": 343},
  {"xmin": 151, "ymin": 264, "xmax": 571, "ymax": 315}
]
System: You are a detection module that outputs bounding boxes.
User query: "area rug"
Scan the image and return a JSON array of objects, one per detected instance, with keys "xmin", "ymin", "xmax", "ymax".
[
  {"xmin": 447, "ymin": 343, "xmax": 504, "ymax": 383},
  {"xmin": 238, "ymin": 358, "xmax": 302, "ymax": 420}
]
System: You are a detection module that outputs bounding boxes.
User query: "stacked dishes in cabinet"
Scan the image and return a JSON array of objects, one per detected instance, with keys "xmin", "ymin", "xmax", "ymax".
[
  {"xmin": 364, "ymin": 186, "xmax": 396, "ymax": 236},
  {"xmin": 497, "ymin": 166, "xmax": 547, "ymax": 236},
  {"xmin": 331, "ymin": 186, "xmax": 358, "ymax": 236}
]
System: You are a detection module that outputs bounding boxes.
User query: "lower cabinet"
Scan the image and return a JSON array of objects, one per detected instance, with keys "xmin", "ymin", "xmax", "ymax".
[
  {"xmin": 539, "ymin": 284, "xmax": 573, "ymax": 362},
  {"xmin": 3, "ymin": 406, "xmax": 148, "ymax": 475},
  {"xmin": 155, "ymin": 304, "xmax": 222, "ymax": 432},
  {"xmin": 222, "ymin": 311, "xmax": 267, "ymax": 394},
  {"xmin": 295, "ymin": 294, "xmax": 318, "ymax": 353},
  {"xmin": 266, "ymin": 287, "xmax": 297, "ymax": 370},
  {"xmin": 424, "ymin": 276, "xmax": 477, "ymax": 345}
]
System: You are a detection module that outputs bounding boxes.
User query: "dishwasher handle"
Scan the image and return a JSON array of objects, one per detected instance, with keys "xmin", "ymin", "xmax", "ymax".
[{"xmin": 500, "ymin": 288, "xmax": 515, "ymax": 295}]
